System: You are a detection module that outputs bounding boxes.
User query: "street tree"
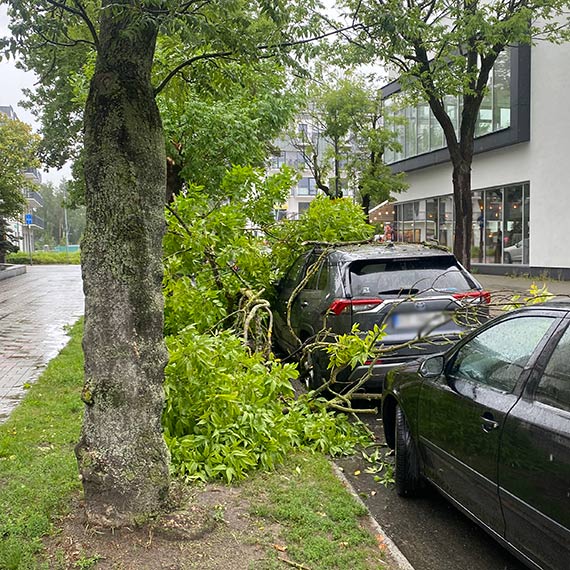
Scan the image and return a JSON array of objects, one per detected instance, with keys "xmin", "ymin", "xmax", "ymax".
[
  {"xmin": 340, "ymin": 0, "xmax": 570, "ymax": 268},
  {"xmin": 1, "ymin": 0, "xmax": 327, "ymax": 527},
  {"xmin": 0, "ymin": 113, "xmax": 40, "ymax": 263},
  {"xmin": 289, "ymin": 78, "xmax": 406, "ymax": 209}
]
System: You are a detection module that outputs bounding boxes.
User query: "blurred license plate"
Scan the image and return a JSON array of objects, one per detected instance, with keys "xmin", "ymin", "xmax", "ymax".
[{"xmin": 392, "ymin": 312, "xmax": 446, "ymax": 330}]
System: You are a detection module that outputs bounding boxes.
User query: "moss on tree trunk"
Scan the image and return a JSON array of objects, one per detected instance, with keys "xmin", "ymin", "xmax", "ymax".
[{"xmin": 75, "ymin": 1, "xmax": 170, "ymax": 527}]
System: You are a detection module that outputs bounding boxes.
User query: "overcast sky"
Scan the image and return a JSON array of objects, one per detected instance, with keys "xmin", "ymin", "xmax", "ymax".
[{"xmin": 0, "ymin": 6, "xmax": 71, "ymax": 185}]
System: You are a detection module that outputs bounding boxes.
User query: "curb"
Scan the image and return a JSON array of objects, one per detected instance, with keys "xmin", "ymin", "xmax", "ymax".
[
  {"xmin": 331, "ymin": 463, "xmax": 415, "ymax": 570},
  {"xmin": 0, "ymin": 264, "xmax": 26, "ymax": 281}
]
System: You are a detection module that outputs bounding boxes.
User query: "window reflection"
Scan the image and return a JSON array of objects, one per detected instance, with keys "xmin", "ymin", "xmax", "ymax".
[{"xmin": 385, "ymin": 49, "xmax": 511, "ymax": 164}]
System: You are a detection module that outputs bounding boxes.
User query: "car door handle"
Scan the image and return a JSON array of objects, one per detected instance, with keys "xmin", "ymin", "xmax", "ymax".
[
  {"xmin": 300, "ymin": 301, "xmax": 309, "ymax": 308},
  {"xmin": 480, "ymin": 412, "xmax": 499, "ymax": 433}
]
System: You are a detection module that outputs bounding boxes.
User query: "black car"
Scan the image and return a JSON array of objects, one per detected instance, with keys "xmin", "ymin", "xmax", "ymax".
[
  {"xmin": 382, "ymin": 303, "xmax": 570, "ymax": 570},
  {"xmin": 273, "ymin": 242, "xmax": 489, "ymax": 393}
]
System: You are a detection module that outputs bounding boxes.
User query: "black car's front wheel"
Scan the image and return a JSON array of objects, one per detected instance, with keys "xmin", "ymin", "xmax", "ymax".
[{"xmin": 395, "ymin": 405, "xmax": 422, "ymax": 497}]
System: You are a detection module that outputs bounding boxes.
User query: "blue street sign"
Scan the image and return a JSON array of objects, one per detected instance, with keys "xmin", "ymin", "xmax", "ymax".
[{"xmin": 25, "ymin": 214, "xmax": 32, "ymax": 225}]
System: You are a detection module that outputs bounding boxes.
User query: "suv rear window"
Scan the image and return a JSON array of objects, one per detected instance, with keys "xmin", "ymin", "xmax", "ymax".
[{"xmin": 349, "ymin": 256, "xmax": 474, "ymax": 297}]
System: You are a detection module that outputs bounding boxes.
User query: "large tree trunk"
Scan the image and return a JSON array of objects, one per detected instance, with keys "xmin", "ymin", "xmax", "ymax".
[
  {"xmin": 75, "ymin": 2, "xmax": 170, "ymax": 527},
  {"xmin": 452, "ymin": 160, "xmax": 473, "ymax": 270}
]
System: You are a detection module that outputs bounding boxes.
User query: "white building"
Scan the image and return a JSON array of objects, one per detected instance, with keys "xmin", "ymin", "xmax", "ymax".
[{"xmin": 382, "ymin": 42, "xmax": 570, "ymax": 279}]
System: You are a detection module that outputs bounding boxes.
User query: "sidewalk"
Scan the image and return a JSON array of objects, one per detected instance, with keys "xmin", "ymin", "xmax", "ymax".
[
  {"xmin": 477, "ymin": 272, "xmax": 570, "ymax": 296},
  {"xmin": 0, "ymin": 265, "xmax": 84, "ymax": 423}
]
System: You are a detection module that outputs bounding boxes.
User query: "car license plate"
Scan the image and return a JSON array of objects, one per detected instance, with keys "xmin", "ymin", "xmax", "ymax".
[{"xmin": 392, "ymin": 312, "xmax": 447, "ymax": 330}]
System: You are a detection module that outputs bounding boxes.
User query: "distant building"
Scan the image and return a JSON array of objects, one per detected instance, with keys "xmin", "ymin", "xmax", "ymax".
[{"xmin": 0, "ymin": 106, "xmax": 44, "ymax": 253}]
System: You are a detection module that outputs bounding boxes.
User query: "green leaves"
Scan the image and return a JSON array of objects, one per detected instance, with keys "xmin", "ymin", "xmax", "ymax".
[
  {"xmin": 0, "ymin": 114, "xmax": 40, "ymax": 218},
  {"xmin": 163, "ymin": 327, "xmax": 369, "ymax": 482}
]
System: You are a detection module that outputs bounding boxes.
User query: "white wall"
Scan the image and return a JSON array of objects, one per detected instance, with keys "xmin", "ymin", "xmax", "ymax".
[{"xmin": 396, "ymin": 41, "xmax": 570, "ymax": 269}]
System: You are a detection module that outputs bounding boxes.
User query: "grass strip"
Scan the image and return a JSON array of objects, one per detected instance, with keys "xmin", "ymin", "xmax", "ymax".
[
  {"xmin": 0, "ymin": 320, "xmax": 386, "ymax": 570},
  {"xmin": 248, "ymin": 452, "xmax": 387, "ymax": 570},
  {"xmin": 0, "ymin": 320, "xmax": 84, "ymax": 570}
]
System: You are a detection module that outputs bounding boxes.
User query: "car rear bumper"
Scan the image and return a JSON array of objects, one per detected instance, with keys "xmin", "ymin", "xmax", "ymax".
[{"xmin": 330, "ymin": 340, "xmax": 453, "ymax": 395}]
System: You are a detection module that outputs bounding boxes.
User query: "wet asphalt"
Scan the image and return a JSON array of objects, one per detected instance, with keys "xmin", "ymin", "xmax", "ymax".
[{"xmin": 0, "ymin": 265, "xmax": 84, "ymax": 423}]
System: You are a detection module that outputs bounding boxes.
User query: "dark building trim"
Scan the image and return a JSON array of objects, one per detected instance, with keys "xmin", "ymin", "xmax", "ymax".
[{"xmin": 383, "ymin": 44, "xmax": 531, "ymax": 174}]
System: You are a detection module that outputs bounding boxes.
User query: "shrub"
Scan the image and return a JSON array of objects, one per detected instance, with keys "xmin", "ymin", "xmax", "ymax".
[{"xmin": 7, "ymin": 251, "xmax": 81, "ymax": 265}]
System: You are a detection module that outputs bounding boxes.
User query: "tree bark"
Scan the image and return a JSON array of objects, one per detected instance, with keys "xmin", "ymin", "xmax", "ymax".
[
  {"xmin": 452, "ymin": 160, "xmax": 473, "ymax": 270},
  {"xmin": 75, "ymin": 1, "xmax": 170, "ymax": 527}
]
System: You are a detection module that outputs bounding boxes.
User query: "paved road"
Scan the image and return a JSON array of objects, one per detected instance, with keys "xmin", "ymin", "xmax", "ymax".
[
  {"xmin": 337, "ymin": 416, "xmax": 527, "ymax": 570},
  {"xmin": 0, "ymin": 265, "xmax": 84, "ymax": 423}
]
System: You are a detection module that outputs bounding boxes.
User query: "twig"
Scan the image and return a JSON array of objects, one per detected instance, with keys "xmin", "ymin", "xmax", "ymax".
[{"xmin": 277, "ymin": 557, "xmax": 312, "ymax": 570}]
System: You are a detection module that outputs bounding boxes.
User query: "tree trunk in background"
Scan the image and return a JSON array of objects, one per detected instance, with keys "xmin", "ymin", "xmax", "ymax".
[
  {"xmin": 75, "ymin": 2, "xmax": 170, "ymax": 527},
  {"xmin": 452, "ymin": 160, "xmax": 473, "ymax": 270}
]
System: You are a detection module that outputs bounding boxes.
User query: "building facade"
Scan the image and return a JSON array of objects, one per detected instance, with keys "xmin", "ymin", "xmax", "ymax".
[{"xmin": 382, "ymin": 41, "xmax": 570, "ymax": 278}]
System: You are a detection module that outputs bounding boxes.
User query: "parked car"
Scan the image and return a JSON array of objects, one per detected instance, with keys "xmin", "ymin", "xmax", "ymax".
[
  {"xmin": 273, "ymin": 242, "xmax": 490, "ymax": 393},
  {"xmin": 381, "ymin": 302, "xmax": 570, "ymax": 570},
  {"xmin": 504, "ymin": 238, "xmax": 529, "ymax": 264}
]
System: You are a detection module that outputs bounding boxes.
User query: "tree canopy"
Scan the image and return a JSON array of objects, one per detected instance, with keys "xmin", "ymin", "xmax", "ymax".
[{"xmin": 0, "ymin": 113, "xmax": 39, "ymax": 219}]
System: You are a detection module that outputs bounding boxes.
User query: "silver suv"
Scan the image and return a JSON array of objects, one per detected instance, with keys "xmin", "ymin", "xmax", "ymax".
[{"xmin": 273, "ymin": 242, "xmax": 489, "ymax": 394}]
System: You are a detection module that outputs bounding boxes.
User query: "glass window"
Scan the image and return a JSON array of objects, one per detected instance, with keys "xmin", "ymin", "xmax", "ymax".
[
  {"xmin": 523, "ymin": 184, "xmax": 530, "ymax": 263},
  {"xmin": 349, "ymin": 256, "xmax": 473, "ymax": 297},
  {"xmin": 445, "ymin": 95, "xmax": 459, "ymax": 136},
  {"xmin": 536, "ymin": 325, "xmax": 570, "ymax": 411},
  {"xmin": 429, "ymin": 112, "xmax": 444, "ymax": 150},
  {"xmin": 472, "ymin": 191, "xmax": 485, "ymax": 264},
  {"xmin": 449, "ymin": 317, "xmax": 554, "ymax": 392},
  {"xmin": 417, "ymin": 103, "xmax": 430, "ymax": 155},
  {"xmin": 405, "ymin": 106, "xmax": 417, "ymax": 158},
  {"xmin": 476, "ymin": 88, "xmax": 493, "ymax": 137},
  {"xmin": 426, "ymin": 199, "xmax": 438, "ymax": 241},
  {"xmin": 485, "ymin": 188, "xmax": 503, "ymax": 264},
  {"xmin": 493, "ymin": 49, "xmax": 511, "ymax": 131},
  {"xmin": 395, "ymin": 109, "xmax": 405, "ymax": 162},
  {"xmin": 503, "ymin": 185, "xmax": 524, "ymax": 264},
  {"xmin": 438, "ymin": 196, "xmax": 454, "ymax": 248}
]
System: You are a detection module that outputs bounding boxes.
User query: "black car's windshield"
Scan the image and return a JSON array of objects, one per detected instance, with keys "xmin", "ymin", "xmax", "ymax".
[{"xmin": 349, "ymin": 256, "xmax": 474, "ymax": 297}]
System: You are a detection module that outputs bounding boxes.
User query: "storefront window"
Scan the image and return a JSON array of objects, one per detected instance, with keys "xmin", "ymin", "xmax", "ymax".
[
  {"xmin": 472, "ymin": 191, "xmax": 485, "ymax": 264},
  {"xmin": 503, "ymin": 185, "xmax": 523, "ymax": 264},
  {"xmin": 438, "ymin": 196, "xmax": 454, "ymax": 248},
  {"xmin": 393, "ymin": 182, "xmax": 529, "ymax": 265},
  {"xmin": 485, "ymin": 188, "xmax": 503, "ymax": 263},
  {"xmin": 426, "ymin": 199, "xmax": 438, "ymax": 240}
]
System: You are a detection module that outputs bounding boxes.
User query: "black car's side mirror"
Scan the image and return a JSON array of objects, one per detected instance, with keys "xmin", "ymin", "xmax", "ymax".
[{"xmin": 419, "ymin": 355, "xmax": 445, "ymax": 378}]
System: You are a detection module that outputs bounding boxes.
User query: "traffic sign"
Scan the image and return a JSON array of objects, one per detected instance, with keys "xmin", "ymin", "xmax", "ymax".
[{"xmin": 25, "ymin": 214, "xmax": 32, "ymax": 225}]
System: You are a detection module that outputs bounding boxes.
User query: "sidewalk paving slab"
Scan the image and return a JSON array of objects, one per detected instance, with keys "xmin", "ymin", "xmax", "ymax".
[{"xmin": 0, "ymin": 265, "xmax": 84, "ymax": 423}]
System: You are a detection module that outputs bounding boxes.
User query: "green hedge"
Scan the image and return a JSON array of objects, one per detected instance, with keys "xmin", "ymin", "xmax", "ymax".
[{"xmin": 6, "ymin": 251, "xmax": 81, "ymax": 265}]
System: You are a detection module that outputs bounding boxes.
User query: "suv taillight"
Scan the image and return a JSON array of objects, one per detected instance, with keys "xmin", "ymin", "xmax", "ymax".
[
  {"xmin": 328, "ymin": 298, "xmax": 384, "ymax": 315},
  {"xmin": 453, "ymin": 291, "xmax": 491, "ymax": 304}
]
